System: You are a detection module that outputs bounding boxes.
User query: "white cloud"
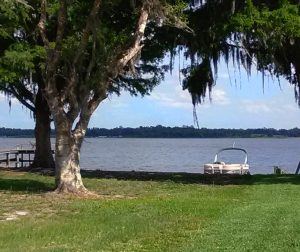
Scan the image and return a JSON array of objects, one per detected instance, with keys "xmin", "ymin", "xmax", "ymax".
[
  {"xmin": 200, "ymin": 88, "xmax": 230, "ymax": 109},
  {"xmin": 282, "ymin": 103, "xmax": 298, "ymax": 112},
  {"xmin": 99, "ymin": 93, "xmax": 131, "ymax": 109},
  {"xmin": 242, "ymin": 101, "xmax": 272, "ymax": 114},
  {"xmin": 110, "ymin": 101, "xmax": 128, "ymax": 108},
  {"xmin": 240, "ymin": 98, "xmax": 299, "ymax": 115},
  {"xmin": 147, "ymin": 84, "xmax": 231, "ymax": 111},
  {"xmin": 211, "ymin": 88, "xmax": 231, "ymax": 105},
  {"xmin": 218, "ymin": 73, "xmax": 230, "ymax": 79},
  {"xmin": 147, "ymin": 86, "xmax": 192, "ymax": 109},
  {"xmin": 0, "ymin": 93, "xmax": 4, "ymax": 102},
  {"xmin": 148, "ymin": 90, "xmax": 192, "ymax": 108}
]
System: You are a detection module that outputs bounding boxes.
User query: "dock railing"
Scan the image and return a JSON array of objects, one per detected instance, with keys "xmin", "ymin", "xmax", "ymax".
[{"xmin": 0, "ymin": 144, "xmax": 55, "ymax": 168}]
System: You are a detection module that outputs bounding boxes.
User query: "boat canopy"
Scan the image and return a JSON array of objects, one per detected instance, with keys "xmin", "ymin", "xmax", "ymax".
[{"xmin": 214, "ymin": 147, "xmax": 248, "ymax": 164}]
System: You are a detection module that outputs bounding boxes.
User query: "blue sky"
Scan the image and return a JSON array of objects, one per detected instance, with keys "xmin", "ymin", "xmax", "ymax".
[{"xmin": 1, "ymin": 59, "xmax": 300, "ymax": 129}]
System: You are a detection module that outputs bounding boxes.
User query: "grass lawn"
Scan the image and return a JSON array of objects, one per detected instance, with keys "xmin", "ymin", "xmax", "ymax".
[{"xmin": 0, "ymin": 170, "xmax": 300, "ymax": 251}]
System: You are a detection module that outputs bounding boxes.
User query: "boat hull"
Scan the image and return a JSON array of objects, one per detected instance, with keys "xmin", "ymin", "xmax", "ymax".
[{"xmin": 204, "ymin": 163, "xmax": 249, "ymax": 174}]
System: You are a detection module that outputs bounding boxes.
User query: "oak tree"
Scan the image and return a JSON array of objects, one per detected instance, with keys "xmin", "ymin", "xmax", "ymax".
[{"xmin": 34, "ymin": 0, "xmax": 184, "ymax": 193}]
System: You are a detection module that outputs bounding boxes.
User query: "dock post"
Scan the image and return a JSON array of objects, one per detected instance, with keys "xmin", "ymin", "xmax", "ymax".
[
  {"xmin": 6, "ymin": 153, "xmax": 10, "ymax": 167},
  {"xmin": 296, "ymin": 162, "xmax": 300, "ymax": 175},
  {"xmin": 15, "ymin": 153, "xmax": 20, "ymax": 168},
  {"xmin": 21, "ymin": 152, "xmax": 24, "ymax": 168}
]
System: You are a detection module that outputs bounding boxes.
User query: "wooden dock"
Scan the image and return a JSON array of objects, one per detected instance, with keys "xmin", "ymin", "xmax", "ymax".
[
  {"xmin": 0, "ymin": 149, "xmax": 35, "ymax": 168},
  {"xmin": 0, "ymin": 145, "xmax": 54, "ymax": 168}
]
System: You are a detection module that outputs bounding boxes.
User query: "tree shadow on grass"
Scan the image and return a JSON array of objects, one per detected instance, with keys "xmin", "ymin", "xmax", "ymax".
[
  {"xmin": 250, "ymin": 174, "xmax": 300, "ymax": 185},
  {"xmin": 1, "ymin": 169, "xmax": 300, "ymax": 193},
  {"xmin": 0, "ymin": 178, "xmax": 53, "ymax": 193},
  {"xmin": 81, "ymin": 170, "xmax": 300, "ymax": 186}
]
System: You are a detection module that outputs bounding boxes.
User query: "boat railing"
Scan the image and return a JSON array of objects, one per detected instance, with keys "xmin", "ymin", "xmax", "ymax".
[{"xmin": 214, "ymin": 147, "xmax": 248, "ymax": 164}]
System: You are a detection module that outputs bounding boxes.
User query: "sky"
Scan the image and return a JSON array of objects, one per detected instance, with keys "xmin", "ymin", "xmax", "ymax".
[{"xmin": 1, "ymin": 59, "xmax": 300, "ymax": 130}]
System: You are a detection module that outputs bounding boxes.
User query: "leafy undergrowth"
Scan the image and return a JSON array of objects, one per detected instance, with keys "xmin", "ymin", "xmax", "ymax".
[{"xmin": 0, "ymin": 170, "xmax": 300, "ymax": 251}]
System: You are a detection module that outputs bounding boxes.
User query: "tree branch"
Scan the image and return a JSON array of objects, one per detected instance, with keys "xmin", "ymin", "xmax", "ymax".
[
  {"xmin": 86, "ymin": 3, "xmax": 149, "ymax": 116},
  {"xmin": 17, "ymin": 82, "xmax": 36, "ymax": 103},
  {"xmin": 85, "ymin": 36, "xmax": 97, "ymax": 83},
  {"xmin": 108, "ymin": 4, "xmax": 149, "ymax": 79},
  {"xmin": 55, "ymin": 0, "xmax": 67, "ymax": 51},
  {"xmin": 38, "ymin": 0, "xmax": 49, "ymax": 47},
  {"xmin": 73, "ymin": 0, "xmax": 101, "ymax": 66},
  {"xmin": 42, "ymin": 1, "xmax": 68, "ymax": 105},
  {"xmin": 0, "ymin": 86, "xmax": 35, "ymax": 112},
  {"xmin": 60, "ymin": 0, "xmax": 101, "ymax": 117}
]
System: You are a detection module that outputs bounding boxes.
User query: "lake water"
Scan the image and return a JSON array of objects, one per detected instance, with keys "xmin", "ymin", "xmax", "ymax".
[{"xmin": 0, "ymin": 137, "xmax": 300, "ymax": 174}]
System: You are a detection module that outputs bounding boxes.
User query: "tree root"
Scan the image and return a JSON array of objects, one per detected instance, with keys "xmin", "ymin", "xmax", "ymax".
[{"xmin": 53, "ymin": 183, "xmax": 100, "ymax": 198}]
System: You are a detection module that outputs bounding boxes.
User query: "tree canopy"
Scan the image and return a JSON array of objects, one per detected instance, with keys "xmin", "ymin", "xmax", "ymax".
[
  {"xmin": 175, "ymin": 0, "xmax": 300, "ymax": 106},
  {"xmin": 31, "ymin": 0, "xmax": 190, "ymax": 193}
]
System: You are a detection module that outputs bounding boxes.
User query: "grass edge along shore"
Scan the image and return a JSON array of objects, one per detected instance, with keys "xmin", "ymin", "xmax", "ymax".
[{"xmin": 0, "ymin": 169, "xmax": 300, "ymax": 251}]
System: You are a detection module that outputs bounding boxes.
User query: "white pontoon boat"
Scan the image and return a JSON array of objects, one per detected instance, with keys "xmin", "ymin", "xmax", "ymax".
[{"xmin": 204, "ymin": 147, "xmax": 249, "ymax": 174}]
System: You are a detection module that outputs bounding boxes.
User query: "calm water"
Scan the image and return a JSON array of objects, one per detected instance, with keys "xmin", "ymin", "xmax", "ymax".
[{"xmin": 1, "ymin": 137, "xmax": 300, "ymax": 174}]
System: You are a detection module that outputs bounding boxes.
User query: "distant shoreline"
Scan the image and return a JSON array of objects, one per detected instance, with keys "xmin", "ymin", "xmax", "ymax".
[
  {"xmin": 0, "ymin": 135, "xmax": 298, "ymax": 139},
  {"xmin": 1, "ymin": 126, "xmax": 300, "ymax": 138}
]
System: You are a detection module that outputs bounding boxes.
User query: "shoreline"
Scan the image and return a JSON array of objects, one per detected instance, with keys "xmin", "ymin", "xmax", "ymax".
[{"xmin": 1, "ymin": 166, "xmax": 299, "ymax": 185}]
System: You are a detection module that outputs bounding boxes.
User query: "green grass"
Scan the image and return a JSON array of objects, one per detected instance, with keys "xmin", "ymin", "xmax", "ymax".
[{"xmin": 0, "ymin": 170, "xmax": 300, "ymax": 251}]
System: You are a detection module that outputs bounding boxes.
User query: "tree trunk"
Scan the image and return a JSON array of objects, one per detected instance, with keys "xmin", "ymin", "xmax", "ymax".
[
  {"xmin": 54, "ymin": 121, "xmax": 87, "ymax": 193},
  {"xmin": 31, "ymin": 90, "xmax": 55, "ymax": 169}
]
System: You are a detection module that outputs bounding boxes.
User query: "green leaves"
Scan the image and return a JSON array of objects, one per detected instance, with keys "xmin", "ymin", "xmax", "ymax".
[
  {"xmin": 180, "ymin": 0, "xmax": 300, "ymax": 106},
  {"xmin": 0, "ymin": 0, "xmax": 31, "ymax": 39},
  {"xmin": 228, "ymin": 0, "xmax": 300, "ymax": 100},
  {"xmin": 233, "ymin": 1, "xmax": 300, "ymax": 42},
  {"xmin": 0, "ymin": 42, "xmax": 46, "ymax": 83},
  {"xmin": 4, "ymin": 43, "xmax": 34, "ymax": 69}
]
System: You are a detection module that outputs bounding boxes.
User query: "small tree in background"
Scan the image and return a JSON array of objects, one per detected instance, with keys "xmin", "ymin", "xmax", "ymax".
[{"xmin": 0, "ymin": 0, "xmax": 54, "ymax": 169}]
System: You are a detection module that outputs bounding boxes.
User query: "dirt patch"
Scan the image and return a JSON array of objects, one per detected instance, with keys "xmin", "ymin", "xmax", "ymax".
[
  {"xmin": 0, "ymin": 169, "xmax": 27, "ymax": 176},
  {"xmin": 0, "ymin": 210, "xmax": 29, "ymax": 221},
  {"xmin": 44, "ymin": 191, "xmax": 136, "ymax": 200},
  {"xmin": 0, "ymin": 192, "xmax": 63, "ymax": 220}
]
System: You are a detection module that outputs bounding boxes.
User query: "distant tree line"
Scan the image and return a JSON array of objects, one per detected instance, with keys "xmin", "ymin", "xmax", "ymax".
[
  {"xmin": 0, "ymin": 127, "xmax": 35, "ymax": 137},
  {"xmin": 1, "ymin": 126, "xmax": 300, "ymax": 138}
]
